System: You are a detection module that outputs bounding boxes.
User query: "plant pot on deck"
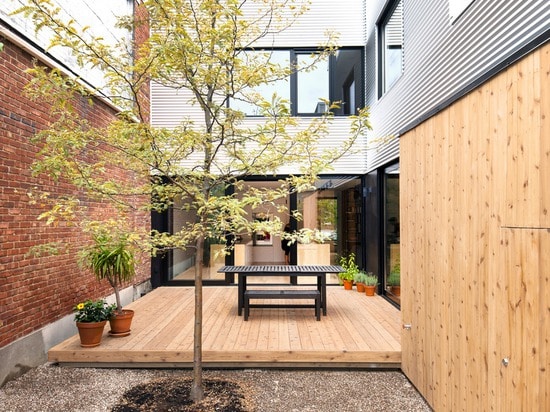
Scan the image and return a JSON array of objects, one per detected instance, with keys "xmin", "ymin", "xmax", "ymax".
[
  {"xmin": 343, "ymin": 280, "xmax": 353, "ymax": 290},
  {"xmin": 109, "ymin": 309, "xmax": 134, "ymax": 337},
  {"xmin": 356, "ymin": 282, "xmax": 365, "ymax": 293},
  {"xmin": 365, "ymin": 285, "xmax": 376, "ymax": 296},
  {"xmin": 76, "ymin": 320, "xmax": 107, "ymax": 347}
]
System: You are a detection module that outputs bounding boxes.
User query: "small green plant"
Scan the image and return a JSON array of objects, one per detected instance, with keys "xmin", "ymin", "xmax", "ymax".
[
  {"xmin": 73, "ymin": 299, "xmax": 116, "ymax": 323},
  {"xmin": 364, "ymin": 273, "xmax": 378, "ymax": 286},
  {"xmin": 338, "ymin": 252, "xmax": 359, "ymax": 282},
  {"xmin": 354, "ymin": 271, "xmax": 367, "ymax": 284}
]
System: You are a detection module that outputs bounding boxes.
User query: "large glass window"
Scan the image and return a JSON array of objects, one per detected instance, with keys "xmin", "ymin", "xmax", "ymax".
[
  {"xmin": 378, "ymin": 0, "xmax": 404, "ymax": 96},
  {"xmin": 231, "ymin": 48, "xmax": 363, "ymax": 117},
  {"xmin": 383, "ymin": 163, "xmax": 400, "ymax": 304}
]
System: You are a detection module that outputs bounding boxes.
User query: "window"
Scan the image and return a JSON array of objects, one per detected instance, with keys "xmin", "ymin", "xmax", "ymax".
[
  {"xmin": 378, "ymin": 0, "xmax": 404, "ymax": 97},
  {"xmin": 383, "ymin": 163, "xmax": 400, "ymax": 304},
  {"xmin": 295, "ymin": 52, "xmax": 329, "ymax": 114},
  {"xmin": 231, "ymin": 48, "xmax": 363, "ymax": 117},
  {"xmin": 230, "ymin": 50, "xmax": 290, "ymax": 116}
]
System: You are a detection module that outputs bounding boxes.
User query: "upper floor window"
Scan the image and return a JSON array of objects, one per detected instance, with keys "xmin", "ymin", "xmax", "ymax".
[
  {"xmin": 378, "ymin": 0, "xmax": 404, "ymax": 97},
  {"xmin": 295, "ymin": 52, "xmax": 330, "ymax": 114},
  {"xmin": 231, "ymin": 48, "xmax": 363, "ymax": 117}
]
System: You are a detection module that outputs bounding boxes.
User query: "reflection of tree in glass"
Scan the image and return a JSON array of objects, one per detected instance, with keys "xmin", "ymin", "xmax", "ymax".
[{"xmin": 317, "ymin": 198, "xmax": 337, "ymax": 230}]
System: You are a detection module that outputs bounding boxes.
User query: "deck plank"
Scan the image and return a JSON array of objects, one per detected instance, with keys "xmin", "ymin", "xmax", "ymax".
[{"xmin": 48, "ymin": 286, "xmax": 402, "ymax": 368}]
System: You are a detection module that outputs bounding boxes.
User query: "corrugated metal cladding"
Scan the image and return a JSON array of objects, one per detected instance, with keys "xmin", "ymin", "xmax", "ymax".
[
  {"xmin": 365, "ymin": 0, "xmax": 550, "ymax": 172},
  {"xmin": 243, "ymin": 0, "xmax": 366, "ymax": 48},
  {"xmin": 150, "ymin": 84, "xmax": 367, "ymax": 174}
]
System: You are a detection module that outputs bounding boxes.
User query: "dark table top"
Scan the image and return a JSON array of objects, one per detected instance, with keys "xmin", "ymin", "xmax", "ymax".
[{"xmin": 218, "ymin": 265, "xmax": 344, "ymax": 273}]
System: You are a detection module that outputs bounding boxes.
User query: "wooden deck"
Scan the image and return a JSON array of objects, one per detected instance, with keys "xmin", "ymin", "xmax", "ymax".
[{"xmin": 49, "ymin": 286, "xmax": 402, "ymax": 368}]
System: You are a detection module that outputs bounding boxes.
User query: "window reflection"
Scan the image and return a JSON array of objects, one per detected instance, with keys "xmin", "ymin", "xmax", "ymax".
[
  {"xmin": 379, "ymin": 0, "xmax": 404, "ymax": 95},
  {"xmin": 231, "ymin": 50, "xmax": 290, "ymax": 116},
  {"xmin": 296, "ymin": 54, "xmax": 329, "ymax": 114},
  {"xmin": 384, "ymin": 163, "xmax": 400, "ymax": 304}
]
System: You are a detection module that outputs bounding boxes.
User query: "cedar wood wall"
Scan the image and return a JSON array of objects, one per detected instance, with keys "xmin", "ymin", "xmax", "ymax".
[{"xmin": 400, "ymin": 42, "xmax": 549, "ymax": 410}]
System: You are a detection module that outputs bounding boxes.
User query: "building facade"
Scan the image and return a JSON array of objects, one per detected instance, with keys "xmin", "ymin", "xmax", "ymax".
[{"xmin": 1, "ymin": 0, "xmax": 549, "ymax": 409}]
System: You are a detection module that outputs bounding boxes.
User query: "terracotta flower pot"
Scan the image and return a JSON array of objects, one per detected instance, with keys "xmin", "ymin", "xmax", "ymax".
[
  {"xmin": 365, "ymin": 285, "xmax": 376, "ymax": 296},
  {"xmin": 343, "ymin": 280, "xmax": 353, "ymax": 290},
  {"xmin": 109, "ymin": 309, "xmax": 134, "ymax": 337},
  {"xmin": 356, "ymin": 282, "xmax": 365, "ymax": 293},
  {"xmin": 391, "ymin": 285, "xmax": 401, "ymax": 296},
  {"xmin": 76, "ymin": 320, "xmax": 107, "ymax": 347}
]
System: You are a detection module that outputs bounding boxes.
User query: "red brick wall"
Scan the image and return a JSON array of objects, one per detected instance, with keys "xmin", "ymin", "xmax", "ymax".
[{"xmin": 0, "ymin": 38, "xmax": 150, "ymax": 348}]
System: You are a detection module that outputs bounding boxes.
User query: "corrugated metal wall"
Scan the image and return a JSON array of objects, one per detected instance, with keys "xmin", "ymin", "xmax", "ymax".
[
  {"xmin": 242, "ymin": 0, "xmax": 365, "ymax": 47},
  {"xmin": 365, "ymin": 0, "xmax": 550, "ymax": 171},
  {"xmin": 151, "ymin": 82, "xmax": 368, "ymax": 173}
]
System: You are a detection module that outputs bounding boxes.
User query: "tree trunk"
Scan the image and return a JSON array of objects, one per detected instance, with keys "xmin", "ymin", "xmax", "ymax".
[{"xmin": 190, "ymin": 236, "xmax": 204, "ymax": 402}]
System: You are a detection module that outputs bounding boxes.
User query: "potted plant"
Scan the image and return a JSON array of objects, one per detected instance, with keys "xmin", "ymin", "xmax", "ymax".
[
  {"xmin": 364, "ymin": 272, "xmax": 378, "ymax": 296},
  {"xmin": 73, "ymin": 299, "xmax": 116, "ymax": 347},
  {"xmin": 80, "ymin": 232, "xmax": 137, "ymax": 337},
  {"xmin": 354, "ymin": 271, "xmax": 367, "ymax": 293},
  {"xmin": 338, "ymin": 253, "xmax": 359, "ymax": 290}
]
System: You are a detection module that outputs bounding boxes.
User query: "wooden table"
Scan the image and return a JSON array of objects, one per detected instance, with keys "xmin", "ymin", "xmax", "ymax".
[{"xmin": 217, "ymin": 265, "xmax": 344, "ymax": 317}]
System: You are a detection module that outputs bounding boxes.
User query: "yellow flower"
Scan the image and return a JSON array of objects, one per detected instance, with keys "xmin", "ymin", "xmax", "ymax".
[{"xmin": 76, "ymin": 303, "xmax": 85, "ymax": 310}]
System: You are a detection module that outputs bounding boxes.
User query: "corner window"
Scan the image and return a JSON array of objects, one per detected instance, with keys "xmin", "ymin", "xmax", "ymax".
[
  {"xmin": 231, "ymin": 48, "xmax": 363, "ymax": 117},
  {"xmin": 378, "ymin": 0, "xmax": 404, "ymax": 97}
]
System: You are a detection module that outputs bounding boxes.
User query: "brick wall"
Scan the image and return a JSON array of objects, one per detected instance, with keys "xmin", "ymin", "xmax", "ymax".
[{"xmin": 0, "ymin": 38, "xmax": 151, "ymax": 349}]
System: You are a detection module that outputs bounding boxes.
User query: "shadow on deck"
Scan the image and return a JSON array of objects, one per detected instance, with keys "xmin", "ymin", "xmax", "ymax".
[{"xmin": 49, "ymin": 286, "xmax": 402, "ymax": 369}]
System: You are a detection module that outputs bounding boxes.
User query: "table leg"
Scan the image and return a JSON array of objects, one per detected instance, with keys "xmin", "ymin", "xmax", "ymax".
[
  {"xmin": 319, "ymin": 274, "xmax": 327, "ymax": 316},
  {"xmin": 321, "ymin": 273, "xmax": 327, "ymax": 316},
  {"xmin": 237, "ymin": 273, "xmax": 244, "ymax": 316}
]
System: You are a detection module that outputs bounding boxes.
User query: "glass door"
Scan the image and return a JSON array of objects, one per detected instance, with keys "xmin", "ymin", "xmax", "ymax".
[{"xmin": 383, "ymin": 163, "xmax": 400, "ymax": 304}]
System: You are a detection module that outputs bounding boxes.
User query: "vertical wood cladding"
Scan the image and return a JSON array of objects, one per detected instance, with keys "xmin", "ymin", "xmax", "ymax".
[{"xmin": 400, "ymin": 42, "xmax": 549, "ymax": 411}]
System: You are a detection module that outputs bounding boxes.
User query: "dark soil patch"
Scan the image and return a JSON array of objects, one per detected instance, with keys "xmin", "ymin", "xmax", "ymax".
[{"xmin": 111, "ymin": 377, "xmax": 252, "ymax": 412}]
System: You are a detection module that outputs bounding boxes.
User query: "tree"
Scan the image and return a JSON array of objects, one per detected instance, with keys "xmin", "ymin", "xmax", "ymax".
[{"xmin": 19, "ymin": 0, "xmax": 371, "ymax": 402}]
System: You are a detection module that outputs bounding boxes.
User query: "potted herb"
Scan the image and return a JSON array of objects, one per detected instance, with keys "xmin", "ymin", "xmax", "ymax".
[
  {"xmin": 73, "ymin": 299, "xmax": 116, "ymax": 347},
  {"xmin": 354, "ymin": 271, "xmax": 367, "ymax": 293},
  {"xmin": 338, "ymin": 253, "xmax": 359, "ymax": 290},
  {"xmin": 364, "ymin": 273, "xmax": 378, "ymax": 296},
  {"xmin": 80, "ymin": 232, "xmax": 137, "ymax": 336}
]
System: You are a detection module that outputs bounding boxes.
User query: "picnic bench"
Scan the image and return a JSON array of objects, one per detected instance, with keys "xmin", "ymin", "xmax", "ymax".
[{"xmin": 217, "ymin": 265, "xmax": 344, "ymax": 320}]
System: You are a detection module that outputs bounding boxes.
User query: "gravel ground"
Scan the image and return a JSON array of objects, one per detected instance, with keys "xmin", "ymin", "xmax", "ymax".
[{"xmin": 0, "ymin": 363, "xmax": 432, "ymax": 411}]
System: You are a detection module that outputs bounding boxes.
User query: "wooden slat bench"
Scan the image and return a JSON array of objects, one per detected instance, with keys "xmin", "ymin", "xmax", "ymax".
[{"xmin": 244, "ymin": 289, "xmax": 321, "ymax": 321}]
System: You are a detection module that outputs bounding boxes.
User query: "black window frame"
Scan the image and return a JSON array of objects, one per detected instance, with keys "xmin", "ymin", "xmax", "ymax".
[
  {"xmin": 377, "ymin": 0, "xmax": 404, "ymax": 98},
  {"xmin": 231, "ymin": 47, "xmax": 364, "ymax": 117}
]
